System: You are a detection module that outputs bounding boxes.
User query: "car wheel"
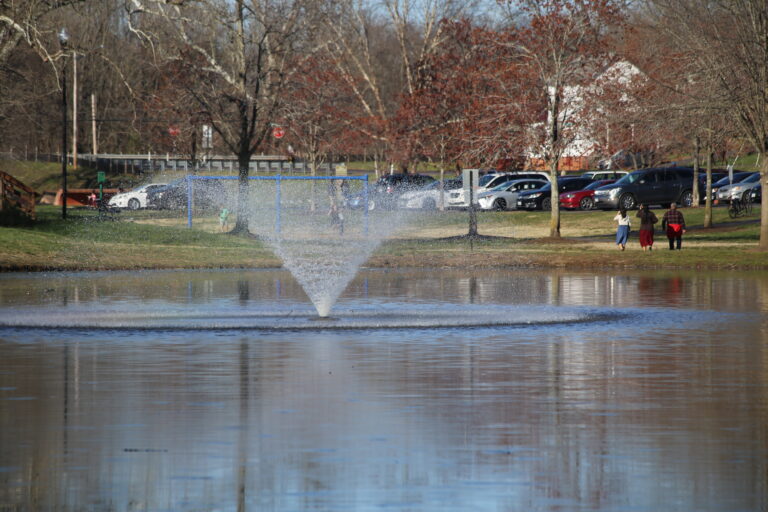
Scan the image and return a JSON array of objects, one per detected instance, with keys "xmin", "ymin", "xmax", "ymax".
[
  {"xmin": 679, "ymin": 190, "xmax": 693, "ymax": 207},
  {"xmin": 619, "ymin": 193, "xmax": 636, "ymax": 210},
  {"xmin": 541, "ymin": 197, "xmax": 551, "ymax": 210},
  {"xmin": 579, "ymin": 196, "xmax": 594, "ymax": 210},
  {"xmin": 423, "ymin": 198, "xmax": 436, "ymax": 210},
  {"xmin": 493, "ymin": 198, "xmax": 507, "ymax": 211},
  {"xmin": 128, "ymin": 198, "xmax": 140, "ymax": 210}
]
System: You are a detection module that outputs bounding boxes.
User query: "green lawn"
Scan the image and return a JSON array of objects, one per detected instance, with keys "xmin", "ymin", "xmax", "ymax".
[
  {"xmin": 0, "ymin": 203, "xmax": 764, "ymax": 271},
  {"xmin": 1, "ymin": 159, "xmax": 765, "ymax": 271}
]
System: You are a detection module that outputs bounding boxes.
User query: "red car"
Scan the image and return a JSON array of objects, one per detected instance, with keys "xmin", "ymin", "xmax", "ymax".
[{"xmin": 559, "ymin": 179, "xmax": 616, "ymax": 210}]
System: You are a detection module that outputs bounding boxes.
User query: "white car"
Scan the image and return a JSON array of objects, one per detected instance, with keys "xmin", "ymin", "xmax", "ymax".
[
  {"xmin": 447, "ymin": 171, "xmax": 549, "ymax": 208},
  {"xmin": 716, "ymin": 172, "xmax": 760, "ymax": 202},
  {"xmin": 477, "ymin": 179, "xmax": 549, "ymax": 211},
  {"xmin": 397, "ymin": 180, "xmax": 461, "ymax": 209},
  {"xmin": 108, "ymin": 183, "xmax": 168, "ymax": 210}
]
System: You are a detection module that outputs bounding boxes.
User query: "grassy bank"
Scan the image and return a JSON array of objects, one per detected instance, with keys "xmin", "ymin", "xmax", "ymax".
[{"xmin": 0, "ymin": 204, "xmax": 765, "ymax": 272}]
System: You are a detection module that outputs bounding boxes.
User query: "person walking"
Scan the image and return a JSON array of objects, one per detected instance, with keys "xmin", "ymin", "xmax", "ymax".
[
  {"xmin": 661, "ymin": 203, "xmax": 686, "ymax": 250},
  {"xmin": 636, "ymin": 204, "xmax": 658, "ymax": 251},
  {"xmin": 219, "ymin": 207, "xmax": 230, "ymax": 232},
  {"xmin": 328, "ymin": 202, "xmax": 344, "ymax": 235},
  {"xmin": 613, "ymin": 208, "xmax": 631, "ymax": 251}
]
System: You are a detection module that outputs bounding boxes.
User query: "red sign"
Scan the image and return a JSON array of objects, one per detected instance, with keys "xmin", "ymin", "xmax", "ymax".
[
  {"xmin": 272, "ymin": 126, "xmax": 285, "ymax": 139},
  {"xmin": 168, "ymin": 126, "xmax": 181, "ymax": 137}
]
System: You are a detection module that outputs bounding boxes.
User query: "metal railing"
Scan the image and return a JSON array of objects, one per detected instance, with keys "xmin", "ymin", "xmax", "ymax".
[{"xmin": 0, "ymin": 152, "xmax": 334, "ymax": 175}]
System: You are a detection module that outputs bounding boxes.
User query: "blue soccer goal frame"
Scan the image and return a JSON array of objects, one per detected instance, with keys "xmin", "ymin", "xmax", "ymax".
[{"xmin": 184, "ymin": 174, "xmax": 370, "ymax": 235}]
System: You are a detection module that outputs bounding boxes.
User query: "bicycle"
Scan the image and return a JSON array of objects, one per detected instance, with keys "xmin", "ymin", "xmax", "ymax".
[{"xmin": 728, "ymin": 193, "xmax": 753, "ymax": 218}]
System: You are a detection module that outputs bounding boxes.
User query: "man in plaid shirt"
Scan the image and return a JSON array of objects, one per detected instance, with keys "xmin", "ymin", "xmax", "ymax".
[{"xmin": 661, "ymin": 203, "xmax": 686, "ymax": 250}]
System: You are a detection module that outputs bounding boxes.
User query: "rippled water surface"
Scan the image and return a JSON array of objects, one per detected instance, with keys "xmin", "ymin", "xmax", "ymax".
[{"xmin": 1, "ymin": 268, "xmax": 767, "ymax": 511}]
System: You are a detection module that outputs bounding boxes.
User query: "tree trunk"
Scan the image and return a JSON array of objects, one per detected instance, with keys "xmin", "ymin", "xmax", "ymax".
[
  {"xmin": 310, "ymin": 154, "xmax": 317, "ymax": 212},
  {"xmin": 703, "ymin": 147, "xmax": 713, "ymax": 228},
  {"xmin": 468, "ymin": 205, "xmax": 478, "ymax": 237},
  {"xmin": 437, "ymin": 165, "xmax": 445, "ymax": 212},
  {"xmin": 549, "ymin": 161, "xmax": 561, "ymax": 238},
  {"xmin": 760, "ymin": 150, "xmax": 768, "ymax": 250},
  {"xmin": 692, "ymin": 135, "xmax": 700, "ymax": 207},
  {"xmin": 232, "ymin": 152, "xmax": 251, "ymax": 234},
  {"xmin": 468, "ymin": 173, "xmax": 478, "ymax": 237}
]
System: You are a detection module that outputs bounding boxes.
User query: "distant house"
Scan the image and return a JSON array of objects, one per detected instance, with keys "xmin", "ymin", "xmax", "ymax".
[{"xmin": 527, "ymin": 61, "xmax": 643, "ymax": 172}]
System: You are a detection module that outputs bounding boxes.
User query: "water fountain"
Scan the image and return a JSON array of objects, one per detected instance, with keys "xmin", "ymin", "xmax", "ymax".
[{"xmin": 244, "ymin": 176, "xmax": 411, "ymax": 318}]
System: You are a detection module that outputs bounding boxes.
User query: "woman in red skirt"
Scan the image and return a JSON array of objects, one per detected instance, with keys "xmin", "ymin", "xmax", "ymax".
[{"xmin": 636, "ymin": 204, "xmax": 658, "ymax": 251}]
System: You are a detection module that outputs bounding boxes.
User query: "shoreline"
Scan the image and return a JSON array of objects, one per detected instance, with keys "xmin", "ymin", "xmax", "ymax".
[{"xmin": 3, "ymin": 238, "xmax": 767, "ymax": 273}]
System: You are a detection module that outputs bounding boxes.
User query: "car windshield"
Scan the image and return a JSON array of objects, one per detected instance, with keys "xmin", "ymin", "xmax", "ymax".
[
  {"xmin": 713, "ymin": 173, "xmax": 751, "ymax": 187},
  {"xmin": 613, "ymin": 173, "xmax": 642, "ymax": 185},
  {"xmin": 742, "ymin": 173, "xmax": 760, "ymax": 183},
  {"xmin": 489, "ymin": 181, "xmax": 514, "ymax": 192},
  {"xmin": 478, "ymin": 174, "xmax": 499, "ymax": 187},
  {"xmin": 584, "ymin": 180, "xmax": 609, "ymax": 191}
]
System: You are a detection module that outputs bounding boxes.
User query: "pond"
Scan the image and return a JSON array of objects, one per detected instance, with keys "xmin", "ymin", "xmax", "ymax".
[{"xmin": 0, "ymin": 268, "xmax": 766, "ymax": 511}]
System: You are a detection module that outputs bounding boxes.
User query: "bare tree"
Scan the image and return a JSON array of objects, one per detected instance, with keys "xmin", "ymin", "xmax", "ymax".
[
  {"xmin": 0, "ymin": 0, "xmax": 87, "ymax": 66},
  {"xmin": 281, "ymin": 53, "xmax": 357, "ymax": 209},
  {"xmin": 489, "ymin": 0, "xmax": 623, "ymax": 238},
  {"xmin": 321, "ymin": 0, "xmax": 475, "ymax": 173},
  {"xmin": 124, "ymin": 0, "xmax": 319, "ymax": 234},
  {"xmin": 646, "ymin": 0, "xmax": 768, "ymax": 249}
]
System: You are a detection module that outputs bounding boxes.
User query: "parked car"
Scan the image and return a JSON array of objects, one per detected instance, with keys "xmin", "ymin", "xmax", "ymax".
[
  {"xmin": 710, "ymin": 172, "xmax": 754, "ymax": 202},
  {"xmin": 147, "ymin": 178, "xmax": 226, "ymax": 210},
  {"xmin": 559, "ymin": 179, "xmax": 616, "ymax": 210},
  {"xmin": 348, "ymin": 173, "xmax": 436, "ymax": 210},
  {"xmin": 592, "ymin": 167, "xmax": 695, "ymax": 210},
  {"xmin": 581, "ymin": 170, "xmax": 628, "ymax": 181},
  {"xmin": 597, "ymin": 149, "xmax": 654, "ymax": 170},
  {"xmin": 517, "ymin": 177, "xmax": 594, "ymax": 210},
  {"xmin": 751, "ymin": 183, "xmax": 761, "ymax": 203},
  {"xmin": 696, "ymin": 172, "xmax": 727, "ymax": 203},
  {"xmin": 447, "ymin": 171, "xmax": 550, "ymax": 208},
  {"xmin": 715, "ymin": 172, "xmax": 760, "ymax": 202},
  {"xmin": 108, "ymin": 182, "xmax": 167, "ymax": 210},
  {"xmin": 477, "ymin": 179, "xmax": 549, "ymax": 211},
  {"xmin": 396, "ymin": 179, "xmax": 462, "ymax": 209}
]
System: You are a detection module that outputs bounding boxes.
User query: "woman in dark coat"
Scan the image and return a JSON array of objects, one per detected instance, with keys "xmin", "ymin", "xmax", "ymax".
[{"xmin": 636, "ymin": 204, "xmax": 658, "ymax": 251}]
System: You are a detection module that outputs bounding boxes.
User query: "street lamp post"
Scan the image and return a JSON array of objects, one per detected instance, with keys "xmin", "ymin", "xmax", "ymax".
[
  {"xmin": 59, "ymin": 28, "xmax": 69, "ymax": 220},
  {"xmin": 72, "ymin": 52, "xmax": 78, "ymax": 170}
]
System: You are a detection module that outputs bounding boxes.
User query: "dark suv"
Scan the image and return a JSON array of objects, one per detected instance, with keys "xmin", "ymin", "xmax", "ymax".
[
  {"xmin": 349, "ymin": 173, "xmax": 436, "ymax": 210},
  {"xmin": 593, "ymin": 167, "xmax": 695, "ymax": 210},
  {"xmin": 147, "ymin": 178, "xmax": 225, "ymax": 210},
  {"xmin": 516, "ymin": 177, "xmax": 594, "ymax": 210}
]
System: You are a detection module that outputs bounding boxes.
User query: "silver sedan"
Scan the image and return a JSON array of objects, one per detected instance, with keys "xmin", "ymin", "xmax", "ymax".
[{"xmin": 477, "ymin": 179, "xmax": 548, "ymax": 211}]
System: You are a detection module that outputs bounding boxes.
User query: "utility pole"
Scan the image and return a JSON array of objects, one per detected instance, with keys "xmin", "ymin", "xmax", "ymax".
[
  {"xmin": 59, "ymin": 28, "xmax": 69, "ymax": 220},
  {"xmin": 91, "ymin": 93, "xmax": 97, "ymax": 155},
  {"xmin": 72, "ymin": 53, "xmax": 78, "ymax": 169}
]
